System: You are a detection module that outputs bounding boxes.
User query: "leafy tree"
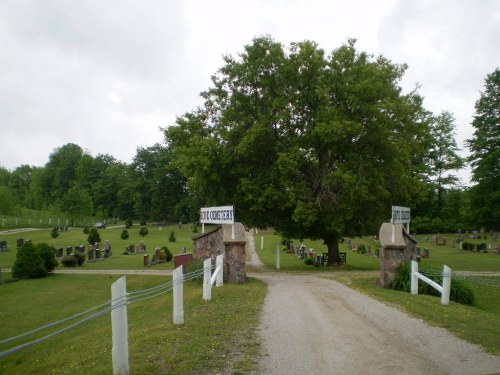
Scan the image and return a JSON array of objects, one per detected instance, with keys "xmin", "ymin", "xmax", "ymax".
[
  {"xmin": 59, "ymin": 185, "xmax": 93, "ymax": 225},
  {"xmin": 35, "ymin": 242, "xmax": 58, "ymax": 272},
  {"xmin": 426, "ymin": 111, "xmax": 464, "ymax": 217},
  {"xmin": 120, "ymin": 229, "xmax": 129, "ymax": 240},
  {"xmin": 50, "ymin": 227, "xmax": 59, "ymax": 238},
  {"xmin": 166, "ymin": 37, "xmax": 431, "ymax": 264},
  {"xmin": 87, "ymin": 227, "xmax": 101, "ymax": 244},
  {"xmin": 139, "ymin": 226, "xmax": 149, "ymax": 237},
  {"xmin": 0, "ymin": 185, "xmax": 19, "ymax": 215},
  {"xmin": 12, "ymin": 242, "xmax": 47, "ymax": 279},
  {"xmin": 466, "ymin": 68, "xmax": 500, "ymax": 229},
  {"xmin": 8, "ymin": 165, "xmax": 33, "ymax": 206}
]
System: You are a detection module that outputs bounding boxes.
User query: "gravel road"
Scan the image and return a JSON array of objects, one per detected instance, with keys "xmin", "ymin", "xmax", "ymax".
[
  {"xmin": 244, "ymin": 231, "xmax": 499, "ymax": 375},
  {"xmin": 255, "ymin": 272, "xmax": 500, "ymax": 375}
]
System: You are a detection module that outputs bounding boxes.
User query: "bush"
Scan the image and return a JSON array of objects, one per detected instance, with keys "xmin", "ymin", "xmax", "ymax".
[
  {"xmin": 125, "ymin": 218, "xmax": 133, "ymax": 229},
  {"xmin": 120, "ymin": 229, "xmax": 129, "ymax": 240},
  {"xmin": 304, "ymin": 257, "xmax": 315, "ymax": 265},
  {"xmin": 169, "ymin": 231, "xmax": 176, "ymax": 242},
  {"xmin": 83, "ymin": 226, "xmax": 90, "ymax": 234},
  {"xmin": 61, "ymin": 255, "xmax": 78, "ymax": 267},
  {"xmin": 35, "ymin": 243, "xmax": 58, "ymax": 272},
  {"xmin": 161, "ymin": 246, "xmax": 173, "ymax": 262},
  {"xmin": 140, "ymin": 218, "xmax": 147, "ymax": 226},
  {"xmin": 358, "ymin": 244, "xmax": 367, "ymax": 254},
  {"xmin": 12, "ymin": 243, "xmax": 48, "ymax": 279},
  {"xmin": 87, "ymin": 227, "xmax": 101, "ymax": 244},
  {"xmin": 73, "ymin": 252, "xmax": 85, "ymax": 266},
  {"xmin": 50, "ymin": 227, "xmax": 59, "ymax": 239},
  {"xmin": 139, "ymin": 226, "xmax": 149, "ymax": 237},
  {"xmin": 391, "ymin": 262, "xmax": 475, "ymax": 305}
]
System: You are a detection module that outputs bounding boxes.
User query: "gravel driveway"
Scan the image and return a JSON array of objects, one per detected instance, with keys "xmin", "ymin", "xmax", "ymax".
[
  {"xmin": 254, "ymin": 272, "xmax": 500, "ymax": 375},
  {"xmin": 244, "ymin": 231, "xmax": 499, "ymax": 375}
]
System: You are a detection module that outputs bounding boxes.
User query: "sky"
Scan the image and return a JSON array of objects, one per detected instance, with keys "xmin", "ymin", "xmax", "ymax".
[{"xmin": 0, "ymin": 0, "xmax": 499, "ymax": 185}]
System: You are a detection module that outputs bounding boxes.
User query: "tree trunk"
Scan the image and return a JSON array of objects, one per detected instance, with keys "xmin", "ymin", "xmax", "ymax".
[{"xmin": 325, "ymin": 233, "xmax": 342, "ymax": 266}]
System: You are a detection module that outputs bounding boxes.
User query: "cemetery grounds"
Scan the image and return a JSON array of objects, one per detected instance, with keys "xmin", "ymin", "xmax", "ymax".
[{"xmin": 0, "ymin": 225, "xmax": 499, "ymax": 373}]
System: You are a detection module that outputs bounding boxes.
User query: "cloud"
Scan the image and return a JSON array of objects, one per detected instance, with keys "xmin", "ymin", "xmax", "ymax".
[{"xmin": 0, "ymin": 0, "xmax": 498, "ymax": 187}]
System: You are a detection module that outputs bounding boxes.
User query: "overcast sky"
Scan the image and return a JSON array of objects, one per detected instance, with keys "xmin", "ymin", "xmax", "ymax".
[{"xmin": 0, "ymin": 0, "xmax": 499, "ymax": 185}]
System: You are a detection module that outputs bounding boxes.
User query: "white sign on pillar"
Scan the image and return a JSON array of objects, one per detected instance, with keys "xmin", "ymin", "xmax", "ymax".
[
  {"xmin": 200, "ymin": 205, "xmax": 235, "ymax": 239},
  {"xmin": 391, "ymin": 206, "xmax": 411, "ymax": 232}
]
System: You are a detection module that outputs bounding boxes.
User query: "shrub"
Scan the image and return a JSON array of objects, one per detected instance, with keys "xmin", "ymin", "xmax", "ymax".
[
  {"xmin": 358, "ymin": 244, "xmax": 367, "ymax": 254},
  {"xmin": 83, "ymin": 226, "xmax": 90, "ymax": 234},
  {"xmin": 304, "ymin": 257, "xmax": 315, "ymax": 265},
  {"xmin": 140, "ymin": 218, "xmax": 147, "ymax": 226},
  {"xmin": 50, "ymin": 227, "xmax": 59, "ymax": 239},
  {"xmin": 161, "ymin": 246, "xmax": 173, "ymax": 262},
  {"xmin": 61, "ymin": 255, "xmax": 78, "ymax": 267},
  {"xmin": 73, "ymin": 252, "xmax": 85, "ymax": 266},
  {"xmin": 391, "ymin": 262, "xmax": 475, "ymax": 305},
  {"xmin": 12, "ymin": 243, "xmax": 48, "ymax": 279},
  {"xmin": 125, "ymin": 218, "xmax": 133, "ymax": 229},
  {"xmin": 35, "ymin": 243, "xmax": 58, "ymax": 272},
  {"xmin": 139, "ymin": 226, "xmax": 149, "ymax": 237},
  {"xmin": 87, "ymin": 227, "xmax": 101, "ymax": 244},
  {"xmin": 169, "ymin": 231, "xmax": 176, "ymax": 242},
  {"xmin": 120, "ymin": 229, "xmax": 129, "ymax": 240}
]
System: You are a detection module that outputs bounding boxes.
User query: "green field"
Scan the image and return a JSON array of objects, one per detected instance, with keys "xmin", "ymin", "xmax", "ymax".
[
  {"xmin": 0, "ymin": 224, "xmax": 220, "ymax": 271},
  {"xmin": 255, "ymin": 230, "xmax": 500, "ymax": 272}
]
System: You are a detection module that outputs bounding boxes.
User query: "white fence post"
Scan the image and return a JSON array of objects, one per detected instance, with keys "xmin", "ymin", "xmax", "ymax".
[
  {"xmin": 173, "ymin": 265, "xmax": 184, "ymax": 325},
  {"xmin": 111, "ymin": 276, "xmax": 129, "ymax": 375},
  {"xmin": 276, "ymin": 244, "xmax": 280, "ymax": 270},
  {"xmin": 411, "ymin": 260, "xmax": 418, "ymax": 295},
  {"xmin": 216, "ymin": 253, "xmax": 224, "ymax": 287},
  {"xmin": 203, "ymin": 258, "xmax": 212, "ymax": 301},
  {"xmin": 261, "ymin": 236, "xmax": 264, "ymax": 250},
  {"xmin": 441, "ymin": 265, "xmax": 451, "ymax": 305}
]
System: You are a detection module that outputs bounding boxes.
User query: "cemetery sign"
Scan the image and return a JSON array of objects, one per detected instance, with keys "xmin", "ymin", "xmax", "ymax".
[
  {"xmin": 391, "ymin": 206, "xmax": 411, "ymax": 224},
  {"xmin": 200, "ymin": 205, "xmax": 235, "ymax": 239}
]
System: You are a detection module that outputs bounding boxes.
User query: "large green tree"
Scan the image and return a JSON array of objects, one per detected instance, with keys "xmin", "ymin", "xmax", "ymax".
[
  {"xmin": 426, "ymin": 111, "xmax": 464, "ymax": 217},
  {"xmin": 466, "ymin": 68, "xmax": 500, "ymax": 229},
  {"xmin": 166, "ymin": 37, "xmax": 431, "ymax": 264}
]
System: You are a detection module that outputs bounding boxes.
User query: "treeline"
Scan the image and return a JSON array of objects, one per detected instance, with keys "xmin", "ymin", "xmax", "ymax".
[
  {"xmin": 0, "ymin": 143, "xmax": 196, "ymax": 225},
  {"xmin": 0, "ymin": 40, "xmax": 498, "ymax": 234}
]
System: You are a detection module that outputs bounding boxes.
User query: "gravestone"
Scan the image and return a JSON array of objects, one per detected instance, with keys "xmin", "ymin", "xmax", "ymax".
[
  {"xmin": 16, "ymin": 239, "xmax": 24, "ymax": 248},
  {"xmin": 55, "ymin": 248, "xmax": 63, "ymax": 258},
  {"xmin": 66, "ymin": 246, "xmax": 72, "ymax": 256}
]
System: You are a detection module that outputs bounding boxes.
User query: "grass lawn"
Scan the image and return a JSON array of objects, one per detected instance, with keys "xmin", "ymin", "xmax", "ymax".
[
  {"xmin": 255, "ymin": 230, "xmax": 500, "ymax": 272},
  {"xmin": 330, "ymin": 273, "xmax": 500, "ymax": 355},
  {"xmin": 0, "ymin": 224, "xmax": 221, "ymax": 271},
  {"xmin": 0, "ymin": 273, "xmax": 266, "ymax": 374}
]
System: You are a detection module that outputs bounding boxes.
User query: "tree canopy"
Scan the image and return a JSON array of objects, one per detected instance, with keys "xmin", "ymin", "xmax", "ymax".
[
  {"xmin": 466, "ymin": 68, "xmax": 500, "ymax": 228},
  {"xmin": 166, "ymin": 37, "xmax": 432, "ymax": 263}
]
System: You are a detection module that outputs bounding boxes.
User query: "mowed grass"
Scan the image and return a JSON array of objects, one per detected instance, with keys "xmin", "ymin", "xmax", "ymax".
[
  {"xmin": 255, "ymin": 230, "xmax": 500, "ymax": 272},
  {"xmin": 0, "ymin": 273, "xmax": 266, "ymax": 374},
  {"xmin": 0, "ymin": 224, "xmax": 220, "ymax": 271},
  {"xmin": 330, "ymin": 273, "xmax": 500, "ymax": 355}
]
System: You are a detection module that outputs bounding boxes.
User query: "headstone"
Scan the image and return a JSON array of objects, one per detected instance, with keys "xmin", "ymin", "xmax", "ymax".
[
  {"xmin": 16, "ymin": 239, "xmax": 24, "ymax": 248},
  {"xmin": 56, "ymin": 248, "xmax": 63, "ymax": 258},
  {"xmin": 66, "ymin": 246, "xmax": 72, "ymax": 256}
]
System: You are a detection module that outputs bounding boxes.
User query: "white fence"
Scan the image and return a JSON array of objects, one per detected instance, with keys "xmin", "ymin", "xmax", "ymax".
[
  {"xmin": 411, "ymin": 260, "xmax": 451, "ymax": 305},
  {"xmin": 0, "ymin": 253, "xmax": 225, "ymax": 375}
]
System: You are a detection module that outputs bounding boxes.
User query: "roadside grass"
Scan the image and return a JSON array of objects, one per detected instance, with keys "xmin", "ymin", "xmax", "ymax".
[
  {"xmin": 330, "ymin": 273, "xmax": 500, "ymax": 355},
  {"xmin": 0, "ymin": 224, "xmax": 219, "ymax": 270},
  {"xmin": 0, "ymin": 273, "xmax": 266, "ymax": 374}
]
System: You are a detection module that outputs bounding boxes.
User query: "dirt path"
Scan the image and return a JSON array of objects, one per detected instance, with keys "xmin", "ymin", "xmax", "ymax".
[{"xmin": 245, "ymin": 232, "xmax": 500, "ymax": 375}]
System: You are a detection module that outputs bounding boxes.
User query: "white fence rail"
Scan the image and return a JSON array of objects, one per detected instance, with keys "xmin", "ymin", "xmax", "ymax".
[
  {"xmin": 411, "ymin": 260, "xmax": 451, "ymax": 305},
  {"xmin": 0, "ymin": 253, "xmax": 225, "ymax": 375}
]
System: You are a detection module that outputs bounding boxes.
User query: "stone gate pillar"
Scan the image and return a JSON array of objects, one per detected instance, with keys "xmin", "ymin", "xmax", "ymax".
[{"xmin": 378, "ymin": 223, "xmax": 418, "ymax": 287}]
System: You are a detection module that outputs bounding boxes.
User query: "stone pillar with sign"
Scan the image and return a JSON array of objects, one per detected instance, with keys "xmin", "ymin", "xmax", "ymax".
[{"xmin": 378, "ymin": 223, "xmax": 418, "ymax": 287}]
